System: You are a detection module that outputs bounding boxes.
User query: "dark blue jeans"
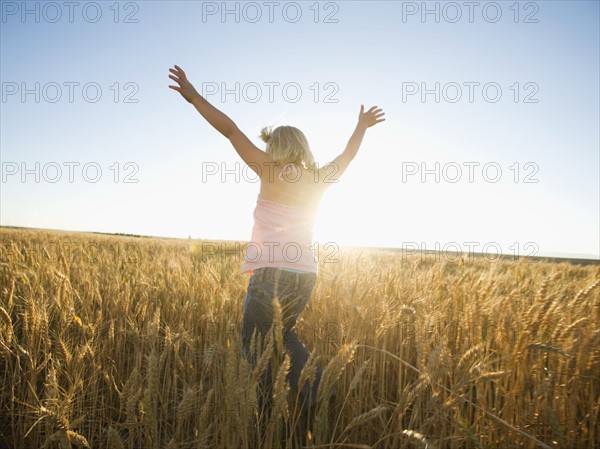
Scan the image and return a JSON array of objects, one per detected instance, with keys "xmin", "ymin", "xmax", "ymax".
[{"xmin": 241, "ymin": 267, "xmax": 321, "ymax": 419}]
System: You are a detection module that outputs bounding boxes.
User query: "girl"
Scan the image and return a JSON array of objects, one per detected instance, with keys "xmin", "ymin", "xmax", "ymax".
[{"xmin": 168, "ymin": 64, "xmax": 385, "ymax": 443}]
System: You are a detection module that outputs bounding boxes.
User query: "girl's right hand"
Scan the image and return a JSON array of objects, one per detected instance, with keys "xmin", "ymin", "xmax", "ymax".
[{"xmin": 358, "ymin": 105, "xmax": 386, "ymax": 128}]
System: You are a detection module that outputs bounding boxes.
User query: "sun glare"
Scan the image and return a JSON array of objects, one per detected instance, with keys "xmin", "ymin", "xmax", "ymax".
[{"xmin": 314, "ymin": 181, "xmax": 375, "ymax": 249}]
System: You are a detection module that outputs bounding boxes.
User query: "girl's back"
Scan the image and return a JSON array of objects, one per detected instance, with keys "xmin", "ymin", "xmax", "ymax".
[{"xmin": 258, "ymin": 162, "xmax": 329, "ymax": 209}]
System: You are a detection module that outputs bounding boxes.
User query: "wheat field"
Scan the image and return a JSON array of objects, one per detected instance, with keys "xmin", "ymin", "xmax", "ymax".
[{"xmin": 0, "ymin": 228, "xmax": 598, "ymax": 449}]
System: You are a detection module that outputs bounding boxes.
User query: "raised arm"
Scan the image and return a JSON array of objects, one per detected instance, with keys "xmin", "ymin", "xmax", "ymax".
[
  {"xmin": 324, "ymin": 105, "xmax": 385, "ymax": 182},
  {"xmin": 168, "ymin": 65, "xmax": 271, "ymax": 174}
]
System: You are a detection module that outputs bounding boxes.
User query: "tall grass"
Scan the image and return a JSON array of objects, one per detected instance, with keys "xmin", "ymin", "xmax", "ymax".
[{"xmin": 0, "ymin": 228, "xmax": 598, "ymax": 448}]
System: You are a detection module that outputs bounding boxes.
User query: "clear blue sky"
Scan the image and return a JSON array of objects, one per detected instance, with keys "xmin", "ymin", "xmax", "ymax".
[{"xmin": 1, "ymin": 1, "xmax": 599, "ymax": 259}]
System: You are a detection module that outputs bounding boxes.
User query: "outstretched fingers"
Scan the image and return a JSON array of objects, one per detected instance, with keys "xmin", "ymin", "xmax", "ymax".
[
  {"xmin": 366, "ymin": 105, "xmax": 385, "ymax": 126},
  {"xmin": 369, "ymin": 107, "xmax": 385, "ymax": 117},
  {"xmin": 167, "ymin": 72, "xmax": 182, "ymax": 91},
  {"xmin": 174, "ymin": 64, "xmax": 186, "ymax": 77},
  {"xmin": 168, "ymin": 74, "xmax": 182, "ymax": 85},
  {"xmin": 168, "ymin": 65, "xmax": 188, "ymax": 82},
  {"xmin": 358, "ymin": 104, "xmax": 386, "ymax": 127},
  {"xmin": 168, "ymin": 65, "xmax": 188, "ymax": 92}
]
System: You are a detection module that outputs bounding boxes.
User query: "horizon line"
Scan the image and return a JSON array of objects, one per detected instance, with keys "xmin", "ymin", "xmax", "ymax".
[{"xmin": 1, "ymin": 224, "xmax": 598, "ymax": 264}]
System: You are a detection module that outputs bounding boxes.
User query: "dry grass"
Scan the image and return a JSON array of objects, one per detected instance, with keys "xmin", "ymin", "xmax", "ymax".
[{"xmin": 0, "ymin": 228, "xmax": 598, "ymax": 448}]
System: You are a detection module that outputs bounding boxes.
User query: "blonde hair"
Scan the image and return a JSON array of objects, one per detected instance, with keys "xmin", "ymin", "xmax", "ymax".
[{"xmin": 260, "ymin": 125, "xmax": 315, "ymax": 169}]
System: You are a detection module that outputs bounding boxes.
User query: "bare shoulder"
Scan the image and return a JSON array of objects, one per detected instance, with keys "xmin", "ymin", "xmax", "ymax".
[
  {"xmin": 314, "ymin": 162, "xmax": 341, "ymax": 185},
  {"xmin": 259, "ymin": 165, "xmax": 327, "ymax": 207}
]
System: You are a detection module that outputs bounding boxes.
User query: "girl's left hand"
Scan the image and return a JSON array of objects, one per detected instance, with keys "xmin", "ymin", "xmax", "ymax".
[{"xmin": 168, "ymin": 65, "xmax": 201, "ymax": 104}]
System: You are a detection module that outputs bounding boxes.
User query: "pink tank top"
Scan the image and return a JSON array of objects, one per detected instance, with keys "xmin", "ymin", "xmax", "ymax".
[{"xmin": 241, "ymin": 193, "xmax": 319, "ymax": 275}]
